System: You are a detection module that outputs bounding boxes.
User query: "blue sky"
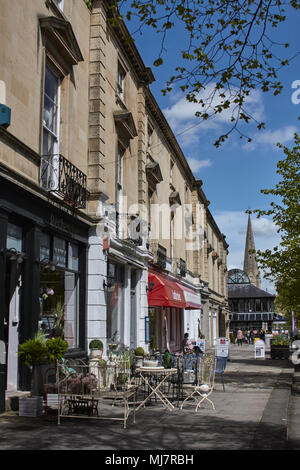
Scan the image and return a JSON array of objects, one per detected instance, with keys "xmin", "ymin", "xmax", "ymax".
[{"xmin": 120, "ymin": 3, "xmax": 300, "ymax": 292}]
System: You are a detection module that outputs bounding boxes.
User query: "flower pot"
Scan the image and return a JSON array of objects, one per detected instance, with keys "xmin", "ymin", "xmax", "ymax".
[
  {"xmin": 135, "ymin": 356, "xmax": 144, "ymax": 367},
  {"xmin": 270, "ymin": 345, "xmax": 290, "ymax": 360},
  {"xmin": 19, "ymin": 396, "xmax": 43, "ymax": 417},
  {"xmin": 90, "ymin": 349, "xmax": 103, "ymax": 360}
]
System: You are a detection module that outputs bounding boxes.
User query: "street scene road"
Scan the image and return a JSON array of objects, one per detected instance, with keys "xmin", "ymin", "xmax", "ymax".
[{"xmin": 0, "ymin": 344, "xmax": 299, "ymax": 452}]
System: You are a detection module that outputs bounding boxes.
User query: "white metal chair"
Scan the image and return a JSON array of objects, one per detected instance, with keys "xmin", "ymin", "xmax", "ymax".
[{"xmin": 180, "ymin": 355, "xmax": 217, "ymax": 411}]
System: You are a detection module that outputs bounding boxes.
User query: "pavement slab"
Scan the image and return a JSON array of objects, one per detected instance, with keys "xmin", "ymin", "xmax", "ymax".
[{"xmin": 0, "ymin": 344, "xmax": 297, "ymax": 452}]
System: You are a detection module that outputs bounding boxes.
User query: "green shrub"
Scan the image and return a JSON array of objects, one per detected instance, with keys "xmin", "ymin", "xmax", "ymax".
[
  {"xmin": 18, "ymin": 338, "xmax": 47, "ymax": 367},
  {"xmin": 89, "ymin": 339, "xmax": 103, "ymax": 350},
  {"xmin": 18, "ymin": 335, "xmax": 68, "ymax": 367},
  {"xmin": 134, "ymin": 347, "xmax": 145, "ymax": 357},
  {"xmin": 45, "ymin": 337, "xmax": 68, "ymax": 363},
  {"xmin": 271, "ymin": 334, "xmax": 290, "ymax": 346}
]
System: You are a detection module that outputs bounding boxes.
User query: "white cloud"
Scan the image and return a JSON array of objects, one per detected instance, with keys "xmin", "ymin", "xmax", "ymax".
[
  {"xmin": 187, "ymin": 157, "xmax": 212, "ymax": 174},
  {"xmin": 213, "ymin": 210, "xmax": 281, "ymax": 292},
  {"xmin": 162, "ymin": 84, "xmax": 265, "ymax": 149},
  {"xmin": 243, "ymin": 125, "xmax": 297, "ymax": 151}
]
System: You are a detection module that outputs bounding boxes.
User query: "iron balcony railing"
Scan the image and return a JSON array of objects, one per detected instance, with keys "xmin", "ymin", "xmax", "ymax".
[{"xmin": 41, "ymin": 154, "xmax": 88, "ymax": 209}]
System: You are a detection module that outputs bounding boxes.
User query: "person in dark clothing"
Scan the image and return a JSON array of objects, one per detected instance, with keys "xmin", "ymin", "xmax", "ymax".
[{"xmin": 259, "ymin": 329, "xmax": 265, "ymax": 341}]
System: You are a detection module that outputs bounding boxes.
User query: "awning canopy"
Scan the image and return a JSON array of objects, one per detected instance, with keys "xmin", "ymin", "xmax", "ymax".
[
  {"xmin": 148, "ymin": 271, "xmax": 186, "ymax": 308},
  {"xmin": 148, "ymin": 271, "xmax": 202, "ymax": 310},
  {"xmin": 177, "ymin": 283, "xmax": 202, "ymax": 310}
]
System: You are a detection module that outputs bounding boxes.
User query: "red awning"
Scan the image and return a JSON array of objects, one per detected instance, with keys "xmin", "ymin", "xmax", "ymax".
[
  {"xmin": 176, "ymin": 283, "xmax": 202, "ymax": 310},
  {"xmin": 148, "ymin": 271, "xmax": 186, "ymax": 308}
]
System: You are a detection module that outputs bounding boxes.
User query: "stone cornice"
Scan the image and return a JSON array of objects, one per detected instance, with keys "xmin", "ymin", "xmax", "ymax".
[
  {"xmin": 0, "ymin": 128, "xmax": 41, "ymax": 166},
  {"xmin": 103, "ymin": 1, "xmax": 155, "ymax": 86}
]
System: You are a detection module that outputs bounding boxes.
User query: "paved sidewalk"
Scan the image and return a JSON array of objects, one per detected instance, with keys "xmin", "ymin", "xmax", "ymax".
[{"xmin": 0, "ymin": 344, "xmax": 297, "ymax": 451}]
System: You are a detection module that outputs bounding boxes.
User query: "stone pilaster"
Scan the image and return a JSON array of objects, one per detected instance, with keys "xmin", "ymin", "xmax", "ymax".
[{"xmin": 88, "ymin": 1, "xmax": 107, "ymax": 215}]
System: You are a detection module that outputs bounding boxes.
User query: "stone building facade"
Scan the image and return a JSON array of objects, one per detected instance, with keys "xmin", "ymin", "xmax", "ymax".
[
  {"xmin": 0, "ymin": 0, "xmax": 229, "ymax": 409},
  {"xmin": 86, "ymin": 0, "xmax": 229, "ymax": 355},
  {"xmin": 0, "ymin": 0, "xmax": 92, "ymax": 400}
]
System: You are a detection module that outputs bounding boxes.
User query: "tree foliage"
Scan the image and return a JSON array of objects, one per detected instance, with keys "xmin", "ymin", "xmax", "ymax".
[
  {"xmin": 248, "ymin": 133, "xmax": 300, "ymax": 319},
  {"xmin": 109, "ymin": 0, "xmax": 300, "ymax": 146}
]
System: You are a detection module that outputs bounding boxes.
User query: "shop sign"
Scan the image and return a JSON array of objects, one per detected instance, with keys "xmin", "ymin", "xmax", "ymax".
[
  {"xmin": 49, "ymin": 214, "xmax": 74, "ymax": 235},
  {"xmin": 254, "ymin": 340, "xmax": 265, "ymax": 359},
  {"xmin": 215, "ymin": 337, "xmax": 230, "ymax": 357},
  {"xmin": 171, "ymin": 290, "xmax": 182, "ymax": 302}
]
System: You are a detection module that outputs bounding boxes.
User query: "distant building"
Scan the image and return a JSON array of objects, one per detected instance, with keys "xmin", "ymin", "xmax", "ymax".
[{"xmin": 228, "ymin": 215, "xmax": 275, "ymax": 332}]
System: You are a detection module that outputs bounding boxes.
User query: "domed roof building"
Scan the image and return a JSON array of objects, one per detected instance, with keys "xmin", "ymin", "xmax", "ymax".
[{"xmin": 228, "ymin": 216, "xmax": 275, "ymax": 332}]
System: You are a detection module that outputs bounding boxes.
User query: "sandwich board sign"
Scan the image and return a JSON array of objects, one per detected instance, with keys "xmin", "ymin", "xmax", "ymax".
[
  {"xmin": 254, "ymin": 339, "xmax": 265, "ymax": 359},
  {"xmin": 215, "ymin": 337, "xmax": 230, "ymax": 357}
]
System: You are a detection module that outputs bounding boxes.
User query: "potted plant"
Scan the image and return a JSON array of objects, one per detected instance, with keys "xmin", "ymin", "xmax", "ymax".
[
  {"xmin": 89, "ymin": 339, "xmax": 103, "ymax": 359},
  {"xmin": 18, "ymin": 333, "xmax": 68, "ymax": 416},
  {"xmin": 134, "ymin": 347, "xmax": 145, "ymax": 367},
  {"xmin": 270, "ymin": 334, "xmax": 291, "ymax": 359},
  {"xmin": 163, "ymin": 350, "xmax": 173, "ymax": 369}
]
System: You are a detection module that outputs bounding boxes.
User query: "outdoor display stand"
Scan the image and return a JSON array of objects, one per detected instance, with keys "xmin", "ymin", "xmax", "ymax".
[
  {"xmin": 56, "ymin": 360, "xmax": 137, "ymax": 429},
  {"xmin": 254, "ymin": 340, "xmax": 265, "ymax": 359},
  {"xmin": 215, "ymin": 338, "xmax": 230, "ymax": 358}
]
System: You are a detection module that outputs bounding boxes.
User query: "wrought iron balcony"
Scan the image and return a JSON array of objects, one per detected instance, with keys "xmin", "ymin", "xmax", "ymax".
[
  {"xmin": 179, "ymin": 258, "xmax": 186, "ymax": 277},
  {"xmin": 156, "ymin": 243, "xmax": 167, "ymax": 269},
  {"xmin": 41, "ymin": 154, "xmax": 88, "ymax": 209}
]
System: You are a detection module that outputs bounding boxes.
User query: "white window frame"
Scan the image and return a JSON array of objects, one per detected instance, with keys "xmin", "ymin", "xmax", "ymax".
[
  {"xmin": 42, "ymin": 64, "xmax": 61, "ymax": 191},
  {"xmin": 117, "ymin": 63, "xmax": 126, "ymax": 100},
  {"xmin": 117, "ymin": 144, "xmax": 125, "ymax": 238},
  {"xmin": 55, "ymin": 0, "xmax": 64, "ymax": 11}
]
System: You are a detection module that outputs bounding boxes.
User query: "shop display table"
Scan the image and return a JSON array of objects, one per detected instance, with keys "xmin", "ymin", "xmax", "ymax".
[{"xmin": 135, "ymin": 367, "xmax": 177, "ymax": 412}]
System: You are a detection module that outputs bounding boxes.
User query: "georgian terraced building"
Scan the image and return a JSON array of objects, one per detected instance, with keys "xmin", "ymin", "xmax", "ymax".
[
  {"xmin": 0, "ymin": 0, "xmax": 229, "ymax": 410},
  {"xmin": 86, "ymin": 0, "xmax": 229, "ymax": 355},
  {"xmin": 0, "ymin": 0, "xmax": 92, "ymax": 404}
]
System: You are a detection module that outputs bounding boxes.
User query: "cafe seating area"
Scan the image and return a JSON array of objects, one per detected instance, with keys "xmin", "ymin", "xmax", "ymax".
[{"xmin": 42, "ymin": 349, "xmax": 226, "ymax": 428}]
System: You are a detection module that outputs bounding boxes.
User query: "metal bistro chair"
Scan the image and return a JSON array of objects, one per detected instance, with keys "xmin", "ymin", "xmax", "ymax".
[
  {"xmin": 215, "ymin": 356, "xmax": 228, "ymax": 392},
  {"xmin": 180, "ymin": 355, "xmax": 217, "ymax": 411}
]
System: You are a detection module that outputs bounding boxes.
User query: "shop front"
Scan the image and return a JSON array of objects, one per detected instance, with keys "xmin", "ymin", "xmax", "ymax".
[
  {"xmin": 147, "ymin": 270, "xmax": 202, "ymax": 354},
  {"xmin": 0, "ymin": 178, "xmax": 90, "ymax": 394}
]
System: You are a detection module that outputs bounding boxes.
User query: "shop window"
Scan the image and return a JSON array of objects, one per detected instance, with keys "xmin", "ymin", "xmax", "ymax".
[
  {"xmin": 6, "ymin": 223, "xmax": 22, "ymax": 252},
  {"xmin": 39, "ymin": 233, "xmax": 81, "ymax": 348},
  {"xmin": 40, "ymin": 270, "xmax": 79, "ymax": 348},
  {"xmin": 106, "ymin": 262, "xmax": 125, "ymax": 343},
  {"xmin": 68, "ymin": 243, "xmax": 79, "ymax": 271},
  {"xmin": 40, "ymin": 233, "xmax": 51, "ymax": 261},
  {"xmin": 53, "ymin": 237, "xmax": 67, "ymax": 267}
]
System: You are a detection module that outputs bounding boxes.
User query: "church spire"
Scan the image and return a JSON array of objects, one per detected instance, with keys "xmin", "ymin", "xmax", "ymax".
[{"xmin": 243, "ymin": 214, "xmax": 261, "ymax": 288}]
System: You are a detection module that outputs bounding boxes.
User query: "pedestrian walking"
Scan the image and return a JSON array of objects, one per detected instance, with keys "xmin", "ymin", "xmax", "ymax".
[
  {"xmin": 259, "ymin": 329, "xmax": 265, "ymax": 341},
  {"xmin": 237, "ymin": 328, "xmax": 244, "ymax": 346},
  {"xmin": 249, "ymin": 328, "xmax": 254, "ymax": 345}
]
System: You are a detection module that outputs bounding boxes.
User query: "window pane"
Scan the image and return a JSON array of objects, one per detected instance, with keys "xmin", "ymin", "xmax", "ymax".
[
  {"xmin": 39, "ymin": 270, "xmax": 79, "ymax": 349},
  {"xmin": 40, "ymin": 233, "xmax": 51, "ymax": 261},
  {"xmin": 68, "ymin": 243, "xmax": 79, "ymax": 271},
  {"xmin": 53, "ymin": 237, "xmax": 67, "ymax": 267},
  {"xmin": 7, "ymin": 223, "xmax": 22, "ymax": 251},
  {"xmin": 44, "ymin": 67, "xmax": 58, "ymax": 134}
]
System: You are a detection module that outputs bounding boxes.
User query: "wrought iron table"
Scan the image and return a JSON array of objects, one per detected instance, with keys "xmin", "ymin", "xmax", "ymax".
[{"xmin": 135, "ymin": 367, "xmax": 177, "ymax": 412}]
